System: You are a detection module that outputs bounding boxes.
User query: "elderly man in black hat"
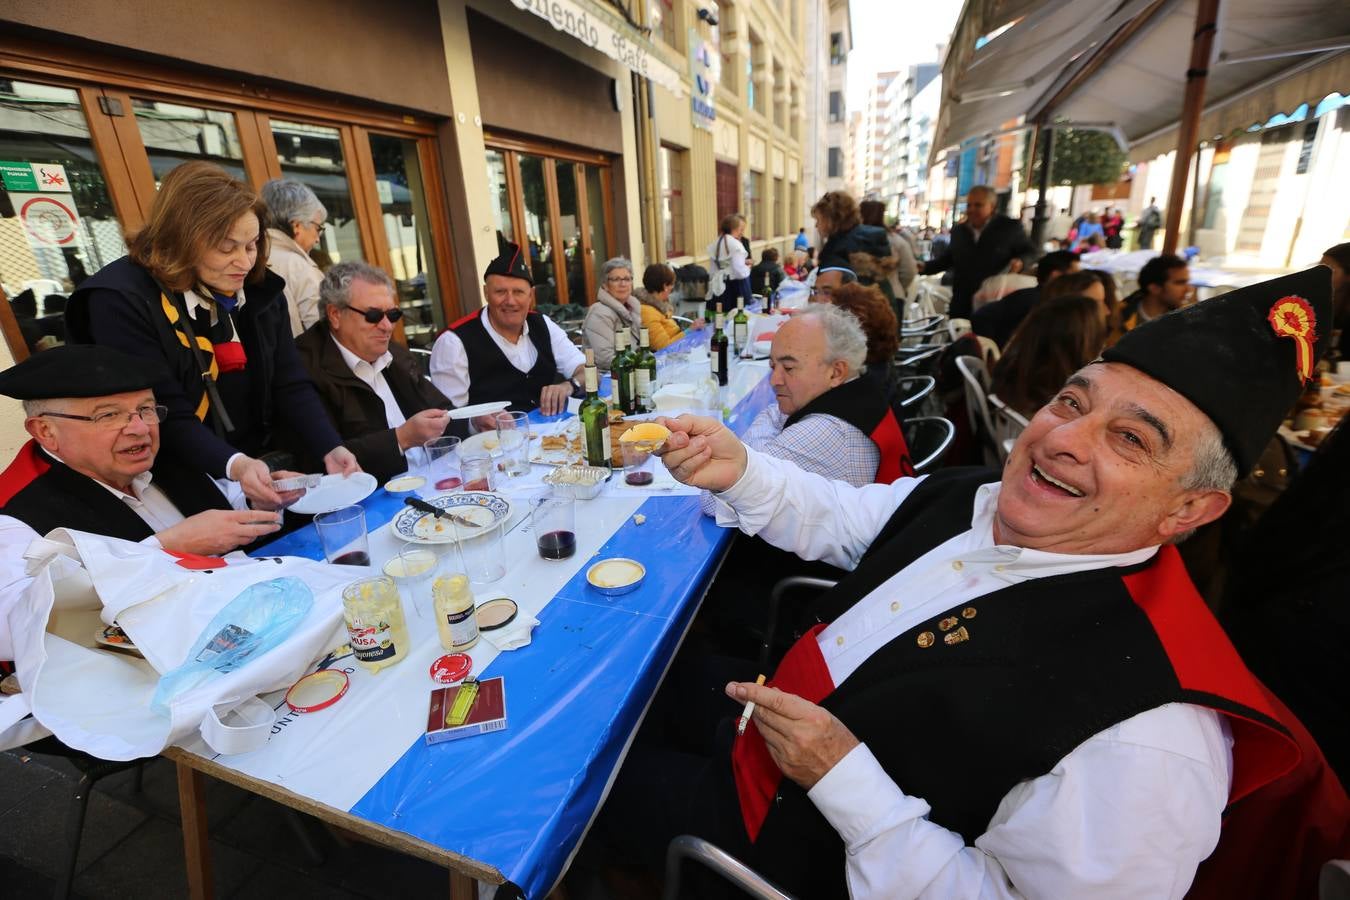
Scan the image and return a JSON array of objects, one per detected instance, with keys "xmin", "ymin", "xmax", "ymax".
[
  {"xmin": 0, "ymin": 345, "xmax": 299, "ymax": 555},
  {"xmin": 598, "ymin": 267, "xmax": 1346, "ymax": 898},
  {"xmin": 429, "ymin": 243, "xmax": 586, "ymax": 415}
]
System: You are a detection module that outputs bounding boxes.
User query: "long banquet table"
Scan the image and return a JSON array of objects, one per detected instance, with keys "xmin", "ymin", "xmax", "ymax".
[{"xmin": 165, "ymin": 329, "xmax": 776, "ymax": 899}]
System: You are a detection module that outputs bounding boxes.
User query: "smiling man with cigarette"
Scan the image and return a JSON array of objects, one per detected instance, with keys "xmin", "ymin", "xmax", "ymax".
[{"xmin": 596, "ymin": 268, "xmax": 1348, "ymax": 899}]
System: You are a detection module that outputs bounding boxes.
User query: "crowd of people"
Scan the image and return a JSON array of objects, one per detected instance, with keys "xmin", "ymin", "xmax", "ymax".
[{"xmin": 1, "ymin": 158, "xmax": 1348, "ymax": 898}]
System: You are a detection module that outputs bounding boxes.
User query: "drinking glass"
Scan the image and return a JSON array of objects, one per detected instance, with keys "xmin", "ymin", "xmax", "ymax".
[
  {"xmin": 620, "ymin": 439, "xmax": 659, "ymax": 487},
  {"xmin": 495, "ymin": 410, "xmax": 531, "ymax": 477},
  {"xmin": 450, "ymin": 514, "xmax": 506, "ymax": 585},
  {"xmin": 532, "ymin": 494, "xmax": 576, "ymax": 560},
  {"xmin": 383, "ymin": 544, "xmax": 438, "ymax": 622},
  {"xmin": 315, "ymin": 505, "xmax": 369, "ymax": 566},
  {"xmin": 424, "ymin": 436, "xmax": 462, "ymax": 493},
  {"xmin": 460, "ymin": 449, "xmax": 496, "ymax": 492}
]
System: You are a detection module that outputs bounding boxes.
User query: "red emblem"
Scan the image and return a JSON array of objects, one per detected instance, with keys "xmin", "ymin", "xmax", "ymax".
[{"xmin": 1267, "ymin": 295, "xmax": 1318, "ymax": 383}]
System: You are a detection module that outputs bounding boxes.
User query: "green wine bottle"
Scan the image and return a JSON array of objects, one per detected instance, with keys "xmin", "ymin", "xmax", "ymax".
[
  {"xmin": 578, "ymin": 349, "xmax": 610, "ymax": 467},
  {"xmin": 612, "ymin": 327, "xmax": 635, "ymax": 415},
  {"xmin": 634, "ymin": 327, "xmax": 657, "ymax": 412},
  {"xmin": 733, "ymin": 297, "xmax": 749, "ymax": 355},
  {"xmin": 710, "ymin": 304, "xmax": 729, "ymax": 386}
]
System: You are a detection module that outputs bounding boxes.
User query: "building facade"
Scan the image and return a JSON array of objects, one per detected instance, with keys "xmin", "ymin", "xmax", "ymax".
[
  {"xmin": 0, "ymin": 0, "xmax": 831, "ymax": 452},
  {"xmin": 808, "ymin": 0, "xmax": 852, "ymax": 203}
]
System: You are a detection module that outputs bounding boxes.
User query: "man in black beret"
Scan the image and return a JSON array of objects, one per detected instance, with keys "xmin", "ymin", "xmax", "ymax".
[
  {"xmin": 602, "ymin": 267, "xmax": 1347, "ymax": 898},
  {"xmin": 428, "ymin": 243, "xmax": 585, "ymax": 415},
  {"xmin": 0, "ymin": 345, "xmax": 299, "ymax": 554}
]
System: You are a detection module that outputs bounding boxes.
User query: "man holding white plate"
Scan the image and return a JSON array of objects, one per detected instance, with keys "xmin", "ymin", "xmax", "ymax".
[{"xmin": 296, "ymin": 262, "xmax": 500, "ymax": 483}]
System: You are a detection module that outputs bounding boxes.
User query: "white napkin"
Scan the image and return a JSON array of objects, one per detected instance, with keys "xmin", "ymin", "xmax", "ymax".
[{"xmin": 482, "ymin": 613, "xmax": 540, "ymax": 651}]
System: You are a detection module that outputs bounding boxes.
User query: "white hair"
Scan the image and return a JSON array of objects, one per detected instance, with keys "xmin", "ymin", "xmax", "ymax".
[
  {"xmin": 795, "ymin": 303, "xmax": 868, "ymax": 375},
  {"xmin": 601, "ymin": 257, "xmax": 633, "ymax": 280},
  {"xmin": 260, "ymin": 178, "xmax": 326, "ymax": 234},
  {"xmin": 319, "ymin": 261, "xmax": 395, "ymax": 313}
]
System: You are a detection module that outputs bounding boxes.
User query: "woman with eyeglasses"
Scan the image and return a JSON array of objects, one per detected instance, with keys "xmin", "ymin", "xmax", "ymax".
[
  {"xmin": 583, "ymin": 257, "xmax": 642, "ymax": 371},
  {"xmin": 260, "ymin": 178, "xmax": 327, "ymax": 337},
  {"xmin": 67, "ymin": 161, "xmax": 359, "ymax": 509}
]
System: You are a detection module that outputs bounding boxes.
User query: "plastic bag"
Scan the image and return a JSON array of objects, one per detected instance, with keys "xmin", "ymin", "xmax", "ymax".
[{"xmin": 151, "ymin": 577, "xmax": 314, "ymax": 715}]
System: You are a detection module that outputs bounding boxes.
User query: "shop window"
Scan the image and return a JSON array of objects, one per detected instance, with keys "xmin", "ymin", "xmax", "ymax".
[
  {"xmin": 774, "ymin": 176, "xmax": 785, "ymax": 237},
  {"xmin": 133, "ymin": 99, "xmax": 245, "ymax": 185},
  {"xmin": 746, "ymin": 171, "xmax": 763, "ymax": 240},
  {"xmin": 0, "ymin": 80, "xmax": 126, "ymax": 356},
  {"xmin": 486, "ymin": 149, "xmax": 514, "ymax": 248},
  {"xmin": 652, "ymin": 0, "xmax": 681, "ymax": 50},
  {"xmin": 748, "ymin": 31, "xmax": 766, "ymax": 116},
  {"xmin": 271, "ymin": 120, "xmax": 364, "ymax": 266},
  {"xmin": 584, "ymin": 164, "xmax": 612, "ymax": 296},
  {"xmin": 368, "ymin": 133, "xmax": 445, "ymax": 349},
  {"xmin": 555, "ymin": 161, "xmax": 589, "ymax": 304},
  {"xmin": 659, "ymin": 144, "xmax": 687, "ymax": 258},
  {"xmin": 516, "ymin": 154, "xmax": 556, "ymax": 305},
  {"xmin": 715, "ymin": 160, "xmax": 739, "ymax": 225},
  {"xmin": 719, "ymin": 4, "xmax": 737, "ymax": 96}
]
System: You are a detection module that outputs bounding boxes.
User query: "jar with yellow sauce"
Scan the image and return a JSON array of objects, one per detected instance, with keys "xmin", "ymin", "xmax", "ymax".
[
  {"xmin": 341, "ymin": 576, "xmax": 410, "ymax": 674},
  {"xmin": 433, "ymin": 573, "xmax": 480, "ymax": 652}
]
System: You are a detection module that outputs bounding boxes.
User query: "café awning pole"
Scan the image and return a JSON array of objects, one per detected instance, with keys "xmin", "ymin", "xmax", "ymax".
[{"xmin": 1162, "ymin": 0, "xmax": 1221, "ymax": 255}]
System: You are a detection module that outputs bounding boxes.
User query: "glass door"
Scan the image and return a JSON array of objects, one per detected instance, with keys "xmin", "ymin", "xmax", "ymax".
[
  {"xmin": 367, "ymin": 133, "xmax": 445, "ymax": 349},
  {"xmin": 271, "ymin": 120, "xmax": 364, "ymax": 266},
  {"xmin": 0, "ymin": 79, "xmax": 129, "ymax": 356}
]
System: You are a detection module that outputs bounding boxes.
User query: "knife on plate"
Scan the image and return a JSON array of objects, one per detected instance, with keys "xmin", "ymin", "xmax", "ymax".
[{"xmin": 403, "ymin": 496, "xmax": 481, "ymax": 529}]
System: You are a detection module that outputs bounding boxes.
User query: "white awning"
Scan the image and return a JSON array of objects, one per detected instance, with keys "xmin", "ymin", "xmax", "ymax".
[{"xmin": 934, "ymin": 0, "xmax": 1350, "ymax": 160}]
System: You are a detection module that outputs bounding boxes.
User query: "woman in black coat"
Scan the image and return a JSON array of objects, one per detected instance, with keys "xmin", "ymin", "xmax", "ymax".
[{"xmin": 67, "ymin": 162, "xmax": 358, "ymax": 507}]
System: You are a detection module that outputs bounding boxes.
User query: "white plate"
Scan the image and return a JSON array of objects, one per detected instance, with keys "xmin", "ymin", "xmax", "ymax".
[
  {"xmin": 388, "ymin": 492, "xmax": 512, "ymax": 544},
  {"xmin": 288, "ymin": 472, "xmax": 378, "ymax": 515},
  {"xmin": 447, "ymin": 401, "xmax": 511, "ymax": 421}
]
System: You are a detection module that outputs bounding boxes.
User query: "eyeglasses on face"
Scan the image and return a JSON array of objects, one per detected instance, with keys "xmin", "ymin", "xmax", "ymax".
[
  {"xmin": 606, "ymin": 275, "xmax": 634, "ymax": 284},
  {"xmin": 345, "ymin": 305, "xmax": 404, "ymax": 324},
  {"xmin": 39, "ymin": 404, "xmax": 168, "ymax": 431}
]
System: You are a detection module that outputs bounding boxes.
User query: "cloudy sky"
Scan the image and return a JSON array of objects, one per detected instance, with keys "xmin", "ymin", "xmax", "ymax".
[{"xmin": 846, "ymin": 0, "xmax": 963, "ymax": 109}]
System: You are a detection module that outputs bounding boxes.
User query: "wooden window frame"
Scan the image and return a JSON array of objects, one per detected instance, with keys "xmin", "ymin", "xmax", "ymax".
[{"xmin": 0, "ymin": 34, "xmax": 463, "ymax": 346}]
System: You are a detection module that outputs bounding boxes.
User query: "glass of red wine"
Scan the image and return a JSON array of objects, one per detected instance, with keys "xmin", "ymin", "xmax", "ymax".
[
  {"xmin": 532, "ymin": 494, "xmax": 576, "ymax": 560},
  {"xmin": 620, "ymin": 438, "xmax": 659, "ymax": 487},
  {"xmin": 315, "ymin": 505, "xmax": 370, "ymax": 566},
  {"xmin": 423, "ymin": 435, "xmax": 462, "ymax": 493}
]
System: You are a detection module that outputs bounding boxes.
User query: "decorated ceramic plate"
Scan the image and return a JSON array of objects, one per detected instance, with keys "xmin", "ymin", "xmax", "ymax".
[{"xmin": 388, "ymin": 492, "xmax": 512, "ymax": 544}]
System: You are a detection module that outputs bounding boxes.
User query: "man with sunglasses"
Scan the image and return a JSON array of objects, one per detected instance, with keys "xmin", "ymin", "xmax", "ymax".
[
  {"xmin": 295, "ymin": 262, "xmax": 494, "ymax": 482},
  {"xmin": 0, "ymin": 345, "xmax": 296, "ymax": 555}
]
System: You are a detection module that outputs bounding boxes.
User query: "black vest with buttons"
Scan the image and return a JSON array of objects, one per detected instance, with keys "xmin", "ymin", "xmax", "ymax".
[
  {"xmin": 453, "ymin": 311, "xmax": 563, "ymax": 412},
  {"xmin": 744, "ymin": 467, "xmax": 1264, "ymax": 900}
]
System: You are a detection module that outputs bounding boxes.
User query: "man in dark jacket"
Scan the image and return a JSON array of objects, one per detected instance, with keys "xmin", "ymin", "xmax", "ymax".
[
  {"xmin": 749, "ymin": 248, "xmax": 785, "ymax": 297},
  {"xmin": 920, "ymin": 185, "xmax": 1036, "ymax": 319},
  {"xmin": 295, "ymin": 262, "xmax": 495, "ymax": 482}
]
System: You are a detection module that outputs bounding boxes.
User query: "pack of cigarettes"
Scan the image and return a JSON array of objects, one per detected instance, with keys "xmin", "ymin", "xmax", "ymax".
[{"xmin": 425, "ymin": 676, "xmax": 507, "ymax": 745}]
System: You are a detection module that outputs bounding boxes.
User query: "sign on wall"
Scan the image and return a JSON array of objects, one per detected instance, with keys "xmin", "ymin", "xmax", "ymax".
[{"xmin": 688, "ymin": 27, "xmax": 718, "ymax": 131}]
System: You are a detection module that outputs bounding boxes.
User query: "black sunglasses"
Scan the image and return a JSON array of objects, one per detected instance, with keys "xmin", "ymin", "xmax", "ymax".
[{"xmin": 345, "ymin": 305, "xmax": 403, "ymax": 324}]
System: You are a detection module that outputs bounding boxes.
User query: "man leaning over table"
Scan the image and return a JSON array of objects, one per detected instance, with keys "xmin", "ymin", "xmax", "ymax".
[
  {"xmin": 597, "ymin": 267, "xmax": 1348, "ymax": 898},
  {"xmin": 0, "ymin": 345, "xmax": 297, "ymax": 556},
  {"xmin": 429, "ymin": 243, "xmax": 585, "ymax": 416},
  {"xmin": 294, "ymin": 261, "xmax": 497, "ymax": 482},
  {"xmin": 700, "ymin": 303, "xmax": 905, "ymax": 518}
]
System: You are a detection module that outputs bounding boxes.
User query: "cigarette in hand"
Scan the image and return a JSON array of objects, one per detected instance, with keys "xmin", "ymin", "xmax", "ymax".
[{"xmin": 736, "ymin": 674, "xmax": 767, "ymax": 735}]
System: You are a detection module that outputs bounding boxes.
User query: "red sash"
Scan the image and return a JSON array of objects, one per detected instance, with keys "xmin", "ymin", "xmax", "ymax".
[
  {"xmin": 731, "ymin": 623, "xmax": 836, "ymax": 841},
  {"xmin": 870, "ymin": 409, "xmax": 913, "ymax": 484}
]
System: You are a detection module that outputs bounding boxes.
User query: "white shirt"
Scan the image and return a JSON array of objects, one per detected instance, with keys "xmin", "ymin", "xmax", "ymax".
[
  {"xmin": 47, "ymin": 453, "xmax": 247, "ymax": 546},
  {"xmin": 713, "ymin": 450, "xmax": 1233, "ymax": 899},
  {"xmin": 331, "ymin": 336, "xmax": 407, "ymax": 440},
  {"xmin": 709, "ymin": 234, "xmax": 751, "ymax": 279},
  {"xmin": 428, "ymin": 308, "xmax": 585, "ymax": 407}
]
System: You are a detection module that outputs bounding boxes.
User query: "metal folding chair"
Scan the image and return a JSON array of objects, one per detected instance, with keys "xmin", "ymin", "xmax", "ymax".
[
  {"xmin": 663, "ymin": 835, "xmax": 796, "ymax": 900},
  {"xmin": 901, "ymin": 416, "xmax": 956, "ymax": 474},
  {"xmin": 894, "ymin": 375, "xmax": 936, "ymax": 411}
]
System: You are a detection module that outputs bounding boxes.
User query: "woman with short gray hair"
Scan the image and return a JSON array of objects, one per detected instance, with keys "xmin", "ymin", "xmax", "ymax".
[
  {"xmin": 260, "ymin": 178, "xmax": 327, "ymax": 337},
  {"xmin": 583, "ymin": 256, "xmax": 641, "ymax": 371}
]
